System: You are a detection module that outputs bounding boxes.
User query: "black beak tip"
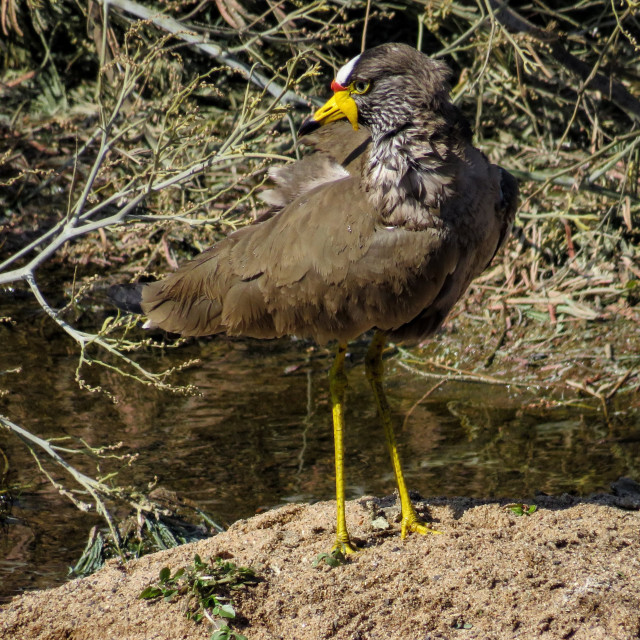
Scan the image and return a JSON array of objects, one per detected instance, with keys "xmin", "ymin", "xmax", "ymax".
[{"xmin": 298, "ymin": 117, "xmax": 321, "ymax": 137}]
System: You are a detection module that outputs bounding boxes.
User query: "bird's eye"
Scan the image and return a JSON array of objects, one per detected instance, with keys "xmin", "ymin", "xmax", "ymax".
[{"xmin": 351, "ymin": 80, "xmax": 371, "ymax": 94}]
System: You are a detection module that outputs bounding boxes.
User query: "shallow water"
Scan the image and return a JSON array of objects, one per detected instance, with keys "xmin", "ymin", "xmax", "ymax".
[{"xmin": 1, "ymin": 317, "xmax": 639, "ymax": 602}]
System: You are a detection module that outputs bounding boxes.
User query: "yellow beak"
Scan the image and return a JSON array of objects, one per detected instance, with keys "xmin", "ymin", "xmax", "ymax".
[{"xmin": 312, "ymin": 90, "xmax": 359, "ymax": 130}]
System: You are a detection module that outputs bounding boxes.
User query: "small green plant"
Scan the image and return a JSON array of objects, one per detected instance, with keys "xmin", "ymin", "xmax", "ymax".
[
  {"xmin": 452, "ymin": 618, "xmax": 473, "ymax": 629},
  {"xmin": 312, "ymin": 549, "xmax": 348, "ymax": 568},
  {"xmin": 140, "ymin": 554, "xmax": 257, "ymax": 639},
  {"xmin": 506, "ymin": 503, "xmax": 538, "ymax": 516},
  {"xmin": 211, "ymin": 624, "xmax": 246, "ymax": 640}
]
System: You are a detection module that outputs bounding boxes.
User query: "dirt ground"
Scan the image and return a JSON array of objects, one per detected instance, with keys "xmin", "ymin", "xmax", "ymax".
[{"xmin": 2, "ymin": 484, "xmax": 640, "ymax": 640}]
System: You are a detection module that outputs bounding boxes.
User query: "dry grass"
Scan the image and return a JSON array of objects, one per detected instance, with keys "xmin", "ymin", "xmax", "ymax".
[
  {"xmin": 1, "ymin": 0, "xmax": 638, "ymax": 401},
  {"xmin": 1, "ymin": 0, "xmax": 638, "ymax": 587}
]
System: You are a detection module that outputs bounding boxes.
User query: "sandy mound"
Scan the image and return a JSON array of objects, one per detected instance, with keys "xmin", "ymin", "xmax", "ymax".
[{"xmin": 2, "ymin": 491, "xmax": 639, "ymax": 640}]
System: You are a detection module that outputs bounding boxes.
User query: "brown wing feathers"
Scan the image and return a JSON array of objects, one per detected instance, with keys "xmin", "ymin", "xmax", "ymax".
[{"xmin": 111, "ymin": 44, "xmax": 517, "ymax": 346}]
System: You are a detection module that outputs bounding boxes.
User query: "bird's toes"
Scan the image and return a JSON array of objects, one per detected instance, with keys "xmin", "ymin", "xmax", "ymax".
[
  {"xmin": 331, "ymin": 539, "xmax": 359, "ymax": 556},
  {"xmin": 401, "ymin": 517, "xmax": 443, "ymax": 539}
]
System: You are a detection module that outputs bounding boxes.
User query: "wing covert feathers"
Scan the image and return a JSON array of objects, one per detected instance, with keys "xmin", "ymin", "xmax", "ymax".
[{"xmin": 130, "ymin": 120, "xmax": 517, "ymax": 344}]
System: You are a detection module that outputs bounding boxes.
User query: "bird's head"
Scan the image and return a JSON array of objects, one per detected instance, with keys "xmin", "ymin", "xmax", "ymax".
[{"xmin": 299, "ymin": 43, "xmax": 453, "ymax": 138}]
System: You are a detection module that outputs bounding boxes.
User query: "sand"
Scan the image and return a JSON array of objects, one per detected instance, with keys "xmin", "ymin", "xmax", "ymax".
[{"xmin": 2, "ymin": 485, "xmax": 640, "ymax": 640}]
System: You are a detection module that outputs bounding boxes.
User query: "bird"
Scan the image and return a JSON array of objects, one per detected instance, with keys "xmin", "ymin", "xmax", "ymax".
[{"xmin": 109, "ymin": 42, "xmax": 518, "ymax": 554}]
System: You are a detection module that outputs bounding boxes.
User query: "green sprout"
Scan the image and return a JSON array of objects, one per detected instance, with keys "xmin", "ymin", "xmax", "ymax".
[
  {"xmin": 507, "ymin": 503, "xmax": 538, "ymax": 516},
  {"xmin": 313, "ymin": 549, "xmax": 348, "ymax": 568},
  {"xmin": 140, "ymin": 554, "xmax": 257, "ymax": 639}
]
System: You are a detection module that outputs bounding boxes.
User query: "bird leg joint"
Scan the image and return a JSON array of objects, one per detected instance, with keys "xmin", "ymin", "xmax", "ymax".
[
  {"xmin": 329, "ymin": 344, "xmax": 349, "ymax": 399},
  {"xmin": 364, "ymin": 331, "xmax": 387, "ymax": 384}
]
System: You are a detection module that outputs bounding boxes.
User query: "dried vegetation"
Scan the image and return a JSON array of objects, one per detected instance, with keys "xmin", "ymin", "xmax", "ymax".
[
  {"xmin": 2, "ymin": 2, "xmax": 638, "ymax": 401},
  {"xmin": 1, "ymin": 0, "xmax": 639, "ymax": 495}
]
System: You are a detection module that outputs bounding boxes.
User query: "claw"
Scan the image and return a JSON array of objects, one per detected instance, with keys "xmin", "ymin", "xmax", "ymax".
[
  {"xmin": 400, "ymin": 511, "xmax": 443, "ymax": 539},
  {"xmin": 332, "ymin": 530, "xmax": 358, "ymax": 554},
  {"xmin": 331, "ymin": 539, "xmax": 359, "ymax": 555}
]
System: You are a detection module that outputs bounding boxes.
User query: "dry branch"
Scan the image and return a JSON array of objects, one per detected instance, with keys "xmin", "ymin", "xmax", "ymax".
[
  {"xmin": 94, "ymin": 0, "xmax": 310, "ymax": 107},
  {"xmin": 491, "ymin": 1, "xmax": 640, "ymax": 122}
]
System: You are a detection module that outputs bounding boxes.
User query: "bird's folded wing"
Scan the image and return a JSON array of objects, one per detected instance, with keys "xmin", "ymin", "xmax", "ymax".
[
  {"xmin": 260, "ymin": 122, "xmax": 372, "ymax": 208},
  {"xmin": 140, "ymin": 173, "xmax": 458, "ymax": 343}
]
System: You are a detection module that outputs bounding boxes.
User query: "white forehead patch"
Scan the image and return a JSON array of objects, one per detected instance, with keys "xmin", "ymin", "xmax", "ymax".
[{"xmin": 336, "ymin": 54, "xmax": 361, "ymax": 85}]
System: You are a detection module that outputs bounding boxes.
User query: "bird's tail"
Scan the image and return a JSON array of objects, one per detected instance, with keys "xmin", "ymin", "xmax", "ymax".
[{"xmin": 108, "ymin": 283, "xmax": 145, "ymax": 315}]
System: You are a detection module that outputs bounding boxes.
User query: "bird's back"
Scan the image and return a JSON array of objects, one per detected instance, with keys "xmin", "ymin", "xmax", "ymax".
[{"xmin": 134, "ymin": 120, "xmax": 516, "ymax": 344}]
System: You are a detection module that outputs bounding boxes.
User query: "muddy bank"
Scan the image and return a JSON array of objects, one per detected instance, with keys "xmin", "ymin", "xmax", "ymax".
[{"xmin": 2, "ymin": 489, "xmax": 640, "ymax": 640}]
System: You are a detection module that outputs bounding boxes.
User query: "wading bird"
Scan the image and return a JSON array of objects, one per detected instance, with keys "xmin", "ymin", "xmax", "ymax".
[{"xmin": 110, "ymin": 43, "xmax": 518, "ymax": 554}]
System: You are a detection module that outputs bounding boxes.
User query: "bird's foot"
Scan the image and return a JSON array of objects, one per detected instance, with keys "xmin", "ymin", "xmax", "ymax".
[
  {"xmin": 400, "ymin": 511, "xmax": 442, "ymax": 539},
  {"xmin": 332, "ymin": 534, "xmax": 358, "ymax": 555}
]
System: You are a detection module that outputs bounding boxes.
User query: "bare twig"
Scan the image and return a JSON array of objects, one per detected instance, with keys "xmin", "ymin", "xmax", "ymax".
[
  {"xmin": 0, "ymin": 414, "xmax": 123, "ymax": 552},
  {"xmin": 490, "ymin": 1, "xmax": 640, "ymax": 121},
  {"xmin": 94, "ymin": 0, "xmax": 308, "ymax": 107}
]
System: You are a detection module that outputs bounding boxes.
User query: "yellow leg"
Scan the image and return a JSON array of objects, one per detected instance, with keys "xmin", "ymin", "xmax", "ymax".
[
  {"xmin": 365, "ymin": 331, "xmax": 441, "ymax": 539},
  {"xmin": 329, "ymin": 343, "xmax": 357, "ymax": 554}
]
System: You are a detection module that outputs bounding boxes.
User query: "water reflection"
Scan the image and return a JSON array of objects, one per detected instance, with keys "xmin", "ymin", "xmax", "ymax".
[{"xmin": 1, "ymin": 327, "xmax": 639, "ymax": 602}]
